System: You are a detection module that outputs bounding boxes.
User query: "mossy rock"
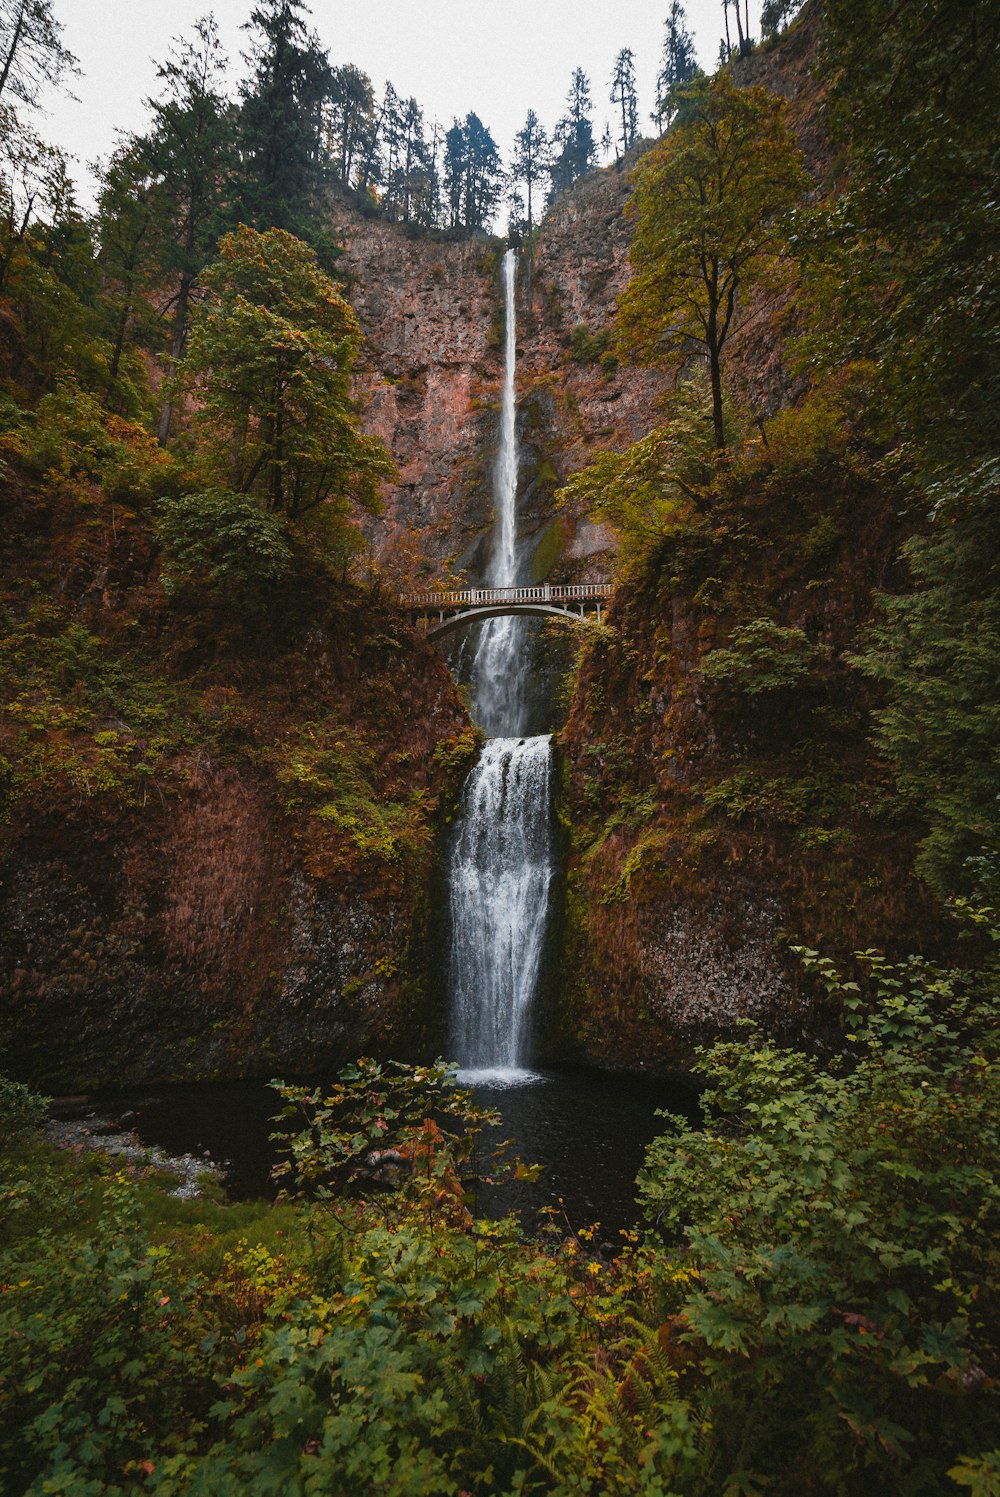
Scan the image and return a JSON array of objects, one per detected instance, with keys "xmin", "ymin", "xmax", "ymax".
[{"xmin": 529, "ymin": 521, "xmax": 565, "ymax": 582}]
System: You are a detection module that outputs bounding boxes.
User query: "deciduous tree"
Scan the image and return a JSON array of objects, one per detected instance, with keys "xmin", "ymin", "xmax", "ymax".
[
  {"xmin": 179, "ymin": 225, "xmax": 392, "ymax": 522},
  {"xmin": 620, "ymin": 73, "xmax": 808, "ymax": 450}
]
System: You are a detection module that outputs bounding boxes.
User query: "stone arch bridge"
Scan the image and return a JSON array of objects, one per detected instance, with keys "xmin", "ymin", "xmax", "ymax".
[{"xmin": 400, "ymin": 583, "xmax": 613, "ymax": 641}]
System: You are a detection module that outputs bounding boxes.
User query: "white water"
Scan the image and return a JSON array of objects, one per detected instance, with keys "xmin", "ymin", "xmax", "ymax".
[
  {"xmin": 471, "ymin": 247, "xmax": 529, "ymax": 737},
  {"xmin": 448, "ymin": 248, "xmax": 557, "ymax": 1077},
  {"xmin": 448, "ymin": 736, "xmax": 555, "ymax": 1076}
]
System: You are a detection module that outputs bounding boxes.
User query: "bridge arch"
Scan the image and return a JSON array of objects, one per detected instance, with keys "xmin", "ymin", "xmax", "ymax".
[{"xmin": 424, "ymin": 602, "xmax": 598, "ymax": 641}]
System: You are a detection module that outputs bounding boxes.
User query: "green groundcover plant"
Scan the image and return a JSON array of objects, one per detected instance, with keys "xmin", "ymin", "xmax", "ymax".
[{"xmin": 2, "ymin": 946, "xmax": 999, "ymax": 1495}]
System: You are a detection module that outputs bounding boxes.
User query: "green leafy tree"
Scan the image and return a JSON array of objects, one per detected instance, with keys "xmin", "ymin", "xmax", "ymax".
[
  {"xmin": 619, "ymin": 73, "xmax": 808, "ymax": 450},
  {"xmin": 179, "ymin": 224, "xmax": 392, "ymax": 524}
]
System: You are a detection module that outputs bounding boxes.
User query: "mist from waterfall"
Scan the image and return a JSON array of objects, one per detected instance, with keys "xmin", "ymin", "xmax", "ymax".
[{"xmin": 448, "ymin": 247, "xmax": 556, "ymax": 1079}]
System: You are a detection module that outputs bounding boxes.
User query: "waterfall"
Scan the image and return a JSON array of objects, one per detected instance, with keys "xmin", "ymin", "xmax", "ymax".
[
  {"xmin": 448, "ymin": 737, "xmax": 554, "ymax": 1078},
  {"xmin": 471, "ymin": 247, "xmax": 529, "ymax": 737},
  {"xmin": 447, "ymin": 247, "xmax": 556, "ymax": 1080}
]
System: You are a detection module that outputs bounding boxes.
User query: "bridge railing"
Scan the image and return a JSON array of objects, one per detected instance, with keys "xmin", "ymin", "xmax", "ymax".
[{"xmin": 400, "ymin": 582, "xmax": 613, "ymax": 610}]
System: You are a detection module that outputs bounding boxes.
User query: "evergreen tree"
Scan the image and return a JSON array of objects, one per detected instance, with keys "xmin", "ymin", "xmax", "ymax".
[
  {"xmin": 549, "ymin": 68, "xmax": 596, "ymax": 198},
  {"xmin": 760, "ymin": 0, "xmax": 803, "ymax": 39},
  {"xmin": 610, "ymin": 49, "xmax": 639, "ymax": 159},
  {"xmin": 94, "ymin": 141, "xmax": 157, "ymax": 410},
  {"xmin": 814, "ymin": 0, "xmax": 1000, "ymax": 901},
  {"xmin": 442, "ymin": 113, "xmax": 502, "ymax": 233},
  {"xmin": 378, "ymin": 82, "xmax": 404, "ymax": 219},
  {"xmin": 0, "ymin": 0, "xmax": 76, "ymax": 107},
  {"xmin": 142, "ymin": 16, "xmax": 234, "ymax": 443},
  {"xmin": 324, "ymin": 63, "xmax": 374, "ymax": 188},
  {"xmin": 510, "ymin": 109, "xmax": 548, "ymax": 239},
  {"xmin": 654, "ymin": 1, "xmax": 698, "ymax": 131},
  {"xmin": 234, "ymin": 0, "xmax": 334, "ymax": 242}
]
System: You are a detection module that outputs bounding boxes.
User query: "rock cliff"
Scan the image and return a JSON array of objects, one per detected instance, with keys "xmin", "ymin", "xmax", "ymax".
[{"xmin": 0, "ymin": 465, "xmax": 472, "ymax": 1090}]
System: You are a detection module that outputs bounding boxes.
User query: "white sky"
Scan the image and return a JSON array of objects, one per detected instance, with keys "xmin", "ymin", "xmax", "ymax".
[{"xmin": 38, "ymin": 0, "xmax": 761, "ymax": 209}]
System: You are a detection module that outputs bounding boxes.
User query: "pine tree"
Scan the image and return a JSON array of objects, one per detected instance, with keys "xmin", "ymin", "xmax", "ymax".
[
  {"xmin": 233, "ymin": 0, "xmax": 334, "ymax": 241},
  {"xmin": 142, "ymin": 15, "xmax": 234, "ymax": 443},
  {"xmin": 550, "ymin": 68, "xmax": 596, "ymax": 198},
  {"xmin": 442, "ymin": 113, "xmax": 502, "ymax": 233},
  {"xmin": 655, "ymin": 2, "xmax": 698, "ymax": 131},
  {"xmin": 511, "ymin": 109, "xmax": 548, "ymax": 239},
  {"xmin": 610, "ymin": 49, "xmax": 639, "ymax": 159},
  {"xmin": 94, "ymin": 141, "xmax": 157, "ymax": 410},
  {"xmin": 0, "ymin": 0, "xmax": 76, "ymax": 107},
  {"xmin": 324, "ymin": 63, "xmax": 374, "ymax": 188}
]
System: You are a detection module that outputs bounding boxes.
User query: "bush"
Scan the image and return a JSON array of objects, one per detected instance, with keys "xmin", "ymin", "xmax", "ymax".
[
  {"xmin": 638, "ymin": 945, "xmax": 1000, "ymax": 1493},
  {"xmin": 156, "ymin": 488, "xmax": 295, "ymax": 601},
  {"xmin": 0, "ymin": 1074, "xmax": 47, "ymax": 1148},
  {"xmin": 568, "ymin": 321, "xmax": 611, "ymax": 363},
  {"xmin": 699, "ymin": 616, "xmax": 828, "ymax": 694},
  {"xmin": 1, "ymin": 379, "xmax": 176, "ymax": 504}
]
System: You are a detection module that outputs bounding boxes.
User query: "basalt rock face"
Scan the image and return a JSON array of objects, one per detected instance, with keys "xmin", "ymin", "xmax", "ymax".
[
  {"xmin": 331, "ymin": 164, "xmax": 672, "ymax": 588},
  {"xmin": 0, "ymin": 468, "xmax": 472, "ymax": 1091},
  {"xmin": 331, "ymin": 220, "xmax": 503, "ymax": 578},
  {"xmin": 333, "ymin": 5, "xmax": 829, "ymax": 593}
]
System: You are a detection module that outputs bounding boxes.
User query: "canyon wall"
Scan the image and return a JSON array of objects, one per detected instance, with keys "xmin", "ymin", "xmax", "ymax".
[{"xmin": 0, "ymin": 469, "xmax": 472, "ymax": 1090}]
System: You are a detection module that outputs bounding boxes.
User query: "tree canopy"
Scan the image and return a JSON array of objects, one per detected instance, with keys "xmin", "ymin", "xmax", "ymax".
[
  {"xmin": 619, "ymin": 72, "xmax": 808, "ymax": 450},
  {"xmin": 179, "ymin": 225, "xmax": 392, "ymax": 522}
]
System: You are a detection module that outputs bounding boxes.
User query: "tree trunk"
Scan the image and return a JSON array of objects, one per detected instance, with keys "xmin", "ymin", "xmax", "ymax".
[
  {"xmin": 0, "ymin": 2, "xmax": 26, "ymax": 100},
  {"xmin": 709, "ymin": 350, "xmax": 725, "ymax": 449},
  {"xmin": 157, "ymin": 274, "xmax": 192, "ymax": 446}
]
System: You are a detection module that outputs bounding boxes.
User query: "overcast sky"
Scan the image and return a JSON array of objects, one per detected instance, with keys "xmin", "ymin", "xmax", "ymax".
[{"xmin": 38, "ymin": 0, "xmax": 761, "ymax": 208}]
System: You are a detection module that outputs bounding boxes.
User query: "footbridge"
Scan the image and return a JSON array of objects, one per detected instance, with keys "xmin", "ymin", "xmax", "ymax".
[{"xmin": 401, "ymin": 582, "xmax": 613, "ymax": 640}]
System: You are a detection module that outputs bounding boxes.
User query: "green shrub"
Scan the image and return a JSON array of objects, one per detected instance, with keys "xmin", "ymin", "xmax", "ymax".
[
  {"xmin": 1, "ymin": 379, "xmax": 176, "ymax": 504},
  {"xmin": 156, "ymin": 488, "xmax": 295, "ymax": 600},
  {"xmin": 568, "ymin": 321, "xmax": 611, "ymax": 363},
  {"xmin": 699, "ymin": 617, "xmax": 828, "ymax": 694},
  {"xmin": 638, "ymin": 945, "xmax": 1000, "ymax": 1493},
  {"xmin": 0, "ymin": 1075, "xmax": 48, "ymax": 1148}
]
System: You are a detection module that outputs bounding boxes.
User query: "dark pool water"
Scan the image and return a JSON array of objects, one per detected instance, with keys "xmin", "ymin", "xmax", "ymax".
[{"xmin": 97, "ymin": 1066, "xmax": 701, "ymax": 1240}]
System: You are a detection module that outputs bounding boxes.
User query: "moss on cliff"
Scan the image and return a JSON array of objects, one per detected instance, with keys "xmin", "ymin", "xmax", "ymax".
[
  {"xmin": 0, "ymin": 458, "xmax": 470, "ymax": 1090},
  {"xmin": 556, "ymin": 390, "xmax": 948, "ymax": 1071}
]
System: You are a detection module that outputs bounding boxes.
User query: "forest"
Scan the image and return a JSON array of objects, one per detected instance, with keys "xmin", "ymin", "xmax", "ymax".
[{"xmin": 1, "ymin": 0, "xmax": 999, "ymax": 1491}]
